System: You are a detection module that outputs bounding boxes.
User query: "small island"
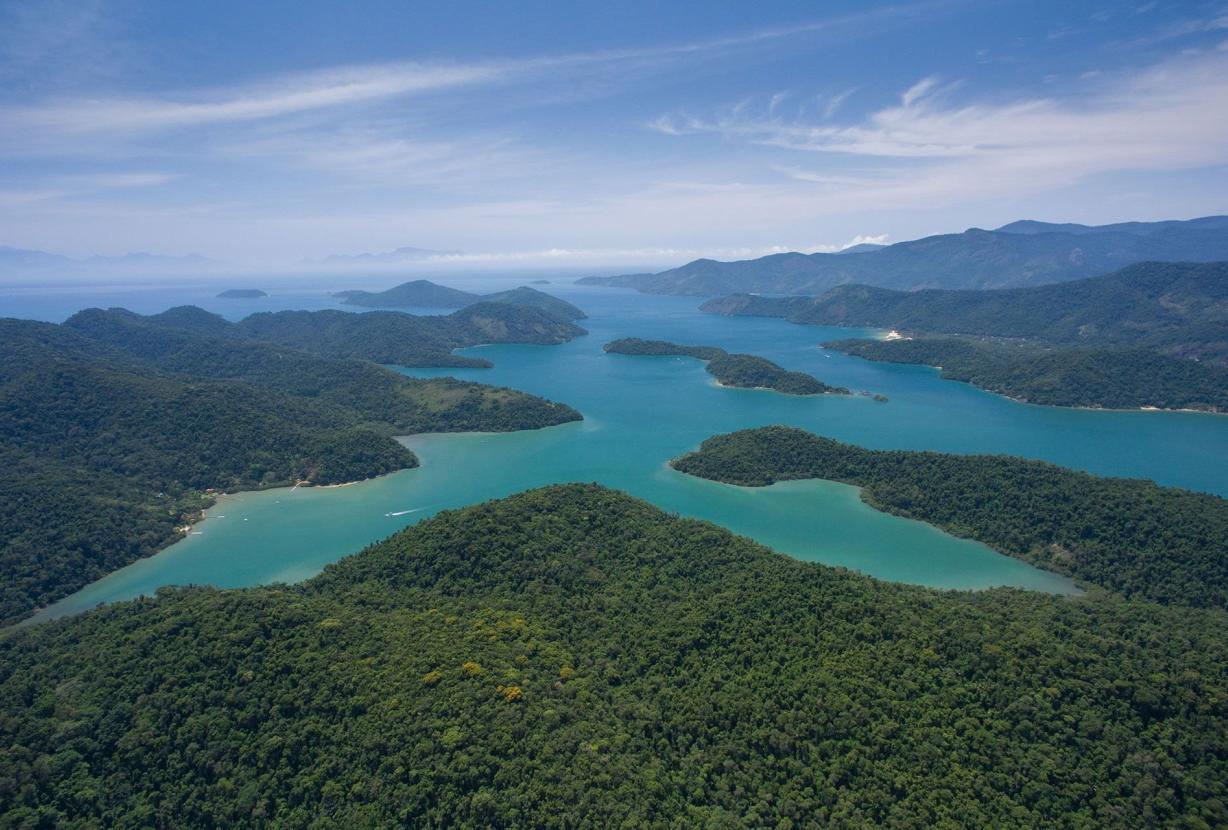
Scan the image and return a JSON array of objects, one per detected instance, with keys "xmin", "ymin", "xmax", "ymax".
[
  {"xmin": 216, "ymin": 288, "xmax": 267, "ymax": 298},
  {"xmin": 604, "ymin": 337, "xmax": 849, "ymax": 396}
]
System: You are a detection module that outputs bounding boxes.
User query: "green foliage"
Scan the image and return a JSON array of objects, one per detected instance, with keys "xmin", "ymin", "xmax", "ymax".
[
  {"xmin": 0, "ymin": 313, "xmax": 581, "ymax": 624},
  {"xmin": 826, "ymin": 338, "xmax": 1228, "ymax": 412},
  {"xmin": 2, "ymin": 484, "xmax": 1226, "ymax": 828},
  {"xmin": 603, "ymin": 337, "xmax": 726, "ymax": 360},
  {"xmin": 604, "ymin": 338, "xmax": 849, "ymax": 395},
  {"xmin": 793, "ymin": 261, "xmax": 1228, "ymax": 365},
  {"xmin": 672, "ymin": 426, "xmax": 1228, "ymax": 608}
]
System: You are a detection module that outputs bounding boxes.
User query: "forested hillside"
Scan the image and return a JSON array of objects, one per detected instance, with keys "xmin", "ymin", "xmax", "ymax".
[
  {"xmin": 70, "ymin": 302, "xmax": 587, "ymax": 369},
  {"xmin": 826, "ymin": 338, "xmax": 1228, "ymax": 412},
  {"xmin": 336, "ymin": 280, "xmax": 588, "ymax": 321},
  {"xmin": 704, "ymin": 262, "xmax": 1228, "ymax": 366},
  {"xmin": 672, "ymin": 426, "xmax": 1228, "ymax": 607},
  {"xmin": 582, "ymin": 216, "xmax": 1228, "ymax": 295},
  {"xmin": 2, "ymin": 485, "xmax": 1226, "ymax": 828},
  {"xmin": 604, "ymin": 338, "xmax": 849, "ymax": 395},
  {"xmin": 0, "ymin": 314, "xmax": 581, "ymax": 624}
]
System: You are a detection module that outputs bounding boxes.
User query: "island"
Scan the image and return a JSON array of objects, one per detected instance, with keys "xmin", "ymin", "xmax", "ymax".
[
  {"xmin": 700, "ymin": 261, "xmax": 1228, "ymax": 413},
  {"xmin": 335, "ymin": 280, "xmax": 586, "ymax": 321},
  {"xmin": 216, "ymin": 288, "xmax": 267, "ymax": 298},
  {"xmin": 3, "ymin": 483, "xmax": 1226, "ymax": 827},
  {"xmin": 671, "ymin": 426, "xmax": 1228, "ymax": 608},
  {"xmin": 0, "ymin": 310, "xmax": 582, "ymax": 625},
  {"xmin": 604, "ymin": 337, "xmax": 850, "ymax": 396}
]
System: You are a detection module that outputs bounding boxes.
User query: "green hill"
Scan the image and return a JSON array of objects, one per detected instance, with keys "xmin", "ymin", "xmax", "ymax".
[
  {"xmin": 705, "ymin": 262, "xmax": 1228, "ymax": 366},
  {"xmin": 0, "ymin": 314, "xmax": 581, "ymax": 624},
  {"xmin": 672, "ymin": 426, "xmax": 1228, "ymax": 608},
  {"xmin": 336, "ymin": 280, "xmax": 587, "ymax": 321},
  {"xmin": 333, "ymin": 279, "xmax": 479, "ymax": 308},
  {"xmin": 2, "ymin": 484, "xmax": 1226, "ymax": 827},
  {"xmin": 825, "ymin": 338, "xmax": 1228, "ymax": 412}
]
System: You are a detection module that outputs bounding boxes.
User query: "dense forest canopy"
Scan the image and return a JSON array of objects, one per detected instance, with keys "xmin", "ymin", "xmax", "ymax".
[
  {"xmin": 0, "ymin": 313, "xmax": 581, "ymax": 625},
  {"xmin": 672, "ymin": 426, "xmax": 1228, "ymax": 608},
  {"xmin": 604, "ymin": 338, "xmax": 849, "ymax": 396},
  {"xmin": 825, "ymin": 338, "xmax": 1228, "ymax": 412},
  {"xmin": 2, "ymin": 484, "xmax": 1226, "ymax": 828},
  {"xmin": 699, "ymin": 261, "xmax": 1228, "ymax": 412},
  {"xmin": 704, "ymin": 262, "xmax": 1228, "ymax": 366},
  {"xmin": 66, "ymin": 302, "xmax": 586, "ymax": 370}
]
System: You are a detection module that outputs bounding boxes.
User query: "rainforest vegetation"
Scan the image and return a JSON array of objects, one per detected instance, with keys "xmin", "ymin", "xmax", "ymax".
[
  {"xmin": 0, "ymin": 314, "xmax": 580, "ymax": 624},
  {"xmin": 672, "ymin": 426, "xmax": 1228, "ymax": 608},
  {"xmin": 1, "ymin": 484, "xmax": 1225, "ymax": 828},
  {"xmin": 699, "ymin": 262, "xmax": 1228, "ymax": 412},
  {"xmin": 604, "ymin": 338, "xmax": 849, "ymax": 396},
  {"xmin": 825, "ymin": 338, "xmax": 1228, "ymax": 412}
]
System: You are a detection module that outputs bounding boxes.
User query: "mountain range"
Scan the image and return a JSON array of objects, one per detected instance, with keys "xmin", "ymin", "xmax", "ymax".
[
  {"xmin": 579, "ymin": 216, "xmax": 1228, "ymax": 295},
  {"xmin": 0, "ymin": 245, "xmax": 216, "ymax": 275}
]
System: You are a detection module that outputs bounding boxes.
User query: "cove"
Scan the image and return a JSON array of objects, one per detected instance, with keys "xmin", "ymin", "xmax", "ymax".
[{"xmin": 32, "ymin": 285, "xmax": 1228, "ymax": 622}]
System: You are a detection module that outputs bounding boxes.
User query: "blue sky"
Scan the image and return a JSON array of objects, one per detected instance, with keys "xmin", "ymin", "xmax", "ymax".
[{"xmin": 2, "ymin": 0, "xmax": 1227, "ymax": 269}]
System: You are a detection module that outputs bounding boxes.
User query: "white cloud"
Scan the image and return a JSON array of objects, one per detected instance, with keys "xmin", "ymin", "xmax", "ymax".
[
  {"xmin": 650, "ymin": 51, "xmax": 1228, "ymax": 206},
  {"xmin": 900, "ymin": 76, "xmax": 939, "ymax": 106}
]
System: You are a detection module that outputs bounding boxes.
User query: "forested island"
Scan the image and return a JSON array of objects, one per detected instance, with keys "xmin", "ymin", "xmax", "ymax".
[
  {"xmin": 83, "ymin": 302, "xmax": 586, "ymax": 369},
  {"xmin": 825, "ymin": 338, "xmax": 1228, "ymax": 412},
  {"xmin": 604, "ymin": 337, "xmax": 849, "ymax": 396},
  {"xmin": 672, "ymin": 426, "xmax": 1228, "ymax": 608},
  {"xmin": 702, "ymin": 262, "xmax": 1228, "ymax": 412},
  {"xmin": 216, "ymin": 288, "xmax": 267, "ymax": 298},
  {"xmin": 0, "ymin": 311, "xmax": 581, "ymax": 625},
  {"xmin": 335, "ymin": 281, "xmax": 587, "ymax": 321},
  {"xmin": 2, "ymin": 484, "xmax": 1226, "ymax": 827}
]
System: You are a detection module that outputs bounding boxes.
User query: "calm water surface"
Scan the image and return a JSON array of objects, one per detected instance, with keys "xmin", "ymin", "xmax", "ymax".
[{"xmin": 28, "ymin": 283, "xmax": 1228, "ymax": 622}]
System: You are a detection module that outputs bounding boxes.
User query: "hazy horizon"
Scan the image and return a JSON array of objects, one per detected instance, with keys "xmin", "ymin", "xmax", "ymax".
[{"xmin": 3, "ymin": 0, "xmax": 1228, "ymax": 271}]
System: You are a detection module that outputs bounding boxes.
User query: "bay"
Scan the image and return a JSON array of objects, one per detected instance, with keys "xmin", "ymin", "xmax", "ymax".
[{"xmin": 29, "ymin": 283, "xmax": 1228, "ymax": 622}]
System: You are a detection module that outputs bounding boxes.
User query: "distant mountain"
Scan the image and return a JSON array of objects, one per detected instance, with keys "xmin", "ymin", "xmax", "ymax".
[
  {"xmin": 336, "ymin": 280, "xmax": 586, "ymax": 320},
  {"xmin": 217, "ymin": 289, "xmax": 267, "ymax": 299},
  {"xmin": 334, "ymin": 279, "xmax": 480, "ymax": 308},
  {"xmin": 580, "ymin": 216, "xmax": 1228, "ymax": 295},
  {"xmin": 702, "ymin": 261, "xmax": 1228, "ymax": 365},
  {"xmin": 835, "ymin": 243, "xmax": 886, "ymax": 255},
  {"xmin": 321, "ymin": 246, "xmax": 462, "ymax": 265},
  {"xmin": 0, "ymin": 246, "xmax": 74, "ymax": 271},
  {"xmin": 0, "ymin": 245, "xmax": 218, "ymax": 275}
]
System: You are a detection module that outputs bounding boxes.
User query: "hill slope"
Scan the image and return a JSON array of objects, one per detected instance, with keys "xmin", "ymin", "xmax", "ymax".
[
  {"xmin": 0, "ymin": 312, "xmax": 581, "ymax": 624},
  {"xmin": 673, "ymin": 427, "xmax": 1228, "ymax": 607},
  {"xmin": 703, "ymin": 261, "xmax": 1228, "ymax": 364},
  {"xmin": 333, "ymin": 279, "xmax": 479, "ymax": 308},
  {"xmin": 2, "ymin": 484, "xmax": 1226, "ymax": 828},
  {"xmin": 336, "ymin": 281, "xmax": 587, "ymax": 320},
  {"xmin": 581, "ymin": 216, "xmax": 1228, "ymax": 295}
]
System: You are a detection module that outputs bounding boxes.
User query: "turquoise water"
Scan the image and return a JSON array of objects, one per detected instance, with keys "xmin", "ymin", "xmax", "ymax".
[{"xmin": 29, "ymin": 284, "xmax": 1228, "ymax": 622}]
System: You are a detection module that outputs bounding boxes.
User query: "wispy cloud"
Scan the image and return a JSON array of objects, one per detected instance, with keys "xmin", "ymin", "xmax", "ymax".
[{"xmin": 649, "ymin": 51, "xmax": 1228, "ymax": 205}]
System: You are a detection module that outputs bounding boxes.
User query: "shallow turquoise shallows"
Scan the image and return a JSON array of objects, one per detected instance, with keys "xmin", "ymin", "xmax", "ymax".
[{"xmin": 30, "ymin": 284, "xmax": 1228, "ymax": 622}]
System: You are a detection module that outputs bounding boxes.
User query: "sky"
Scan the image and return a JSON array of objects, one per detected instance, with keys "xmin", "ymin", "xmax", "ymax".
[{"xmin": 1, "ymin": 0, "xmax": 1227, "ymax": 271}]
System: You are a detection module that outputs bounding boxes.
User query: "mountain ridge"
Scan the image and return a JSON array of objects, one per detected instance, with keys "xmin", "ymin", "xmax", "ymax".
[{"xmin": 579, "ymin": 215, "xmax": 1228, "ymax": 295}]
